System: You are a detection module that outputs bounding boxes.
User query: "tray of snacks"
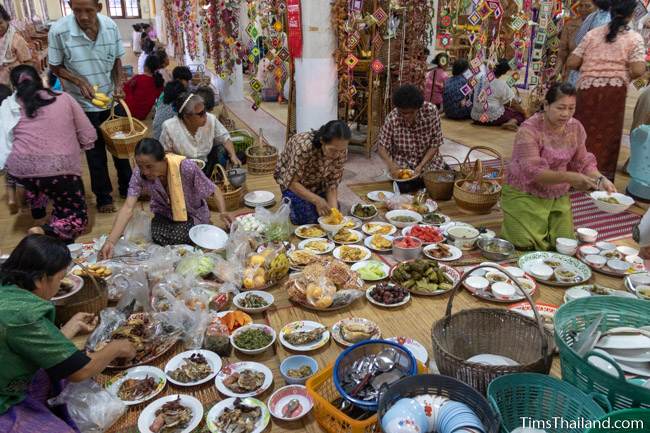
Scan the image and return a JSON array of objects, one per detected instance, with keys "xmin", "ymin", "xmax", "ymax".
[
  {"xmin": 518, "ymin": 252, "xmax": 592, "ymax": 287},
  {"xmin": 331, "ymin": 317, "xmax": 381, "ymax": 347},
  {"xmin": 105, "ymin": 366, "xmax": 167, "ymax": 406},
  {"xmin": 577, "ymin": 242, "xmax": 645, "ymax": 277},
  {"xmin": 298, "ymin": 238, "xmax": 335, "ymax": 255},
  {"xmin": 390, "ymin": 259, "xmax": 460, "ymax": 296},
  {"xmin": 364, "ymin": 234, "xmax": 394, "ymax": 252},
  {"xmin": 464, "ymin": 265, "xmax": 537, "ymax": 303}
]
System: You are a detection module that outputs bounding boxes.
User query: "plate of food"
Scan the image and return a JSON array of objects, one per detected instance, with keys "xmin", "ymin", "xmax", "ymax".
[
  {"xmin": 330, "ymin": 228, "xmax": 363, "ymax": 245},
  {"xmin": 389, "ymin": 168, "xmax": 417, "ymax": 182},
  {"xmin": 351, "ymin": 203, "xmax": 378, "ymax": 220},
  {"xmin": 279, "ymin": 320, "xmax": 330, "ymax": 352},
  {"xmin": 367, "ymin": 190, "xmax": 394, "ymax": 202},
  {"xmin": 165, "ymin": 350, "xmax": 222, "ymax": 387},
  {"xmin": 51, "ymin": 275, "xmax": 84, "ymax": 303},
  {"xmin": 231, "ymin": 324, "xmax": 276, "ymax": 355},
  {"xmin": 298, "ymin": 238, "xmax": 335, "ymax": 255},
  {"xmin": 206, "ymin": 397, "xmax": 270, "ymax": 433},
  {"xmin": 215, "ymin": 361, "xmax": 273, "ymax": 398},
  {"xmin": 402, "ymin": 224, "xmax": 445, "ymax": 245},
  {"xmin": 463, "ymin": 271, "xmax": 537, "ymax": 304},
  {"xmin": 333, "ymin": 245, "xmax": 371, "ymax": 263},
  {"xmin": 295, "ymin": 224, "xmax": 326, "ymax": 239},
  {"xmin": 331, "ymin": 318, "xmax": 381, "ymax": 347},
  {"xmin": 216, "ymin": 310, "xmax": 254, "ymax": 333},
  {"xmin": 287, "ymin": 249, "xmax": 321, "ymax": 271},
  {"xmin": 519, "ymin": 252, "xmax": 592, "ymax": 287},
  {"xmin": 364, "ymin": 234, "xmax": 394, "ymax": 252},
  {"xmin": 385, "ymin": 336, "xmax": 429, "ymax": 364},
  {"xmin": 71, "ymin": 262, "xmax": 113, "ymax": 279},
  {"xmin": 366, "ymin": 282, "xmax": 411, "ymax": 308},
  {"xmin": 568, "ymin": 284, "xmax": 636, "ymax": 299},
  {"xmin": 508, "ymin": 302, "xmax": 559, "ymax": 331},
  {"xmin": 343, "ymin": 216, "xmax": 363, "ymax": 230},
  {"xmin": 577, "ymin": 243, "xmax": 644, "ymax": 277},
  {"xmin": 105, "ymin": 366, "xmax": 166, "ymax": 406},
  {"xmin": 351, "ymin": 260, "xmax": 390, "ymax": 281},
  {"xmin": 422, "ymin": 212, "xmax": 451, "ymax": 226},
  {"xmin": 362, "ymin": 222, "xmax": 397, "ymax": 236},
  {"xmin": 423, "ymin": 244, "xmax": 462, "ymax": 262},
  {"xmin": 390, "ymin": 259, "xmax": 460, "ymax": 296},
  {"xmin": 138, "ymin": 394, "xmax": 203, "ymax": 433},
  {"xmin": 590, "ymin": 191, "xmax": 635, "ymax": 214},
  {"xmin": 233, "ymin": 291, "xmax": 274, "ymax": 314}
]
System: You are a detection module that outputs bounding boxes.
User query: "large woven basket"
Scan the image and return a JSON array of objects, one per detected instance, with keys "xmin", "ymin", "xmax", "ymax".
[
  {"xmin": 208, "ymin": 164, "xmax": 244, "ymax": 211},
  {"xmin": 245, "ymin": 129, "xmax": 278, "ymax": 175},
  {"xmin": 100, "ymin": 99, "xmax": 148, "ymax": 159},
  {"xmin": 487, "ymin": 373, "xmax": 607, "ymax": 433},
  {"xmin": 423, "ymin": 154, "xmax": 461, "ymax": 201},
  {"xmin": 431, "ymin": 264, "xmax": 554, "ymax": 395},
  {"xmin": 55, "ymin": 267, "xmax": 108, "ymax": 326},
  {"xmin": 459, "ymin": 146, "xmax": 505, "ymax": 183},
  {"xmin": 453, "ymin": 160, "xmax": 501, "ymax": 214},
  {"xmin": 554, "ymin": 296, "xmax": 650, "ymax": 410},
  {"xmin": 189, "ymin": 63, "xmax": 211, "ymax": 87}
]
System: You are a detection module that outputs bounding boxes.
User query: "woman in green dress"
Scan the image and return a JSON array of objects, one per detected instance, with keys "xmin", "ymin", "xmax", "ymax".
[{"xmin": 0, "ymin": 235, "xmax": 136, "ymax": 433}]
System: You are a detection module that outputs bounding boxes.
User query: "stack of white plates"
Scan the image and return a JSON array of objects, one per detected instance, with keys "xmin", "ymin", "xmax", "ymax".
[{"xmin": 244, "ymin": 190, "xmax": 276, "ymax": 208}]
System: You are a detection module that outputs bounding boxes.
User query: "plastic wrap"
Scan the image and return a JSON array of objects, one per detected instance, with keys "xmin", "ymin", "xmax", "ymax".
[
  {"xmin": 204, "ymin": 314, "xmax": 231, "ymax": 356},
  {"xmin": 257, "ymin": 197, "xmax": 292, "ymax": 243},
  {"xmin": 175, "ymin": 253, "xmax": 216, "ymax": 278},
  {"xmin": 153, "ymin": 285, "xmax": 211, "ymax": 349},
  {"xmin": 48, "ymin": 380, "xmax": 126, "ymax": 433},
  {"xmin": 123, "ymin": 207, "xmax": 152, "ymax": 245},
  {"xmin": 85, "ymin": 308, "xmax": 126, "ymax": 351},
  {"xmin": 242, "ymin": 243, "xmax": 289, "ymax": 290},
  {"xmin": 111, "ymin": 266, "xmax": 149, "ymax": 311}
]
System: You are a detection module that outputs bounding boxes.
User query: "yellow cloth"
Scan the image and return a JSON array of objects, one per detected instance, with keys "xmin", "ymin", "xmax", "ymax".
[{"xmin": 165, "ymin": 153, "xmax": 187, "ymax": 222}]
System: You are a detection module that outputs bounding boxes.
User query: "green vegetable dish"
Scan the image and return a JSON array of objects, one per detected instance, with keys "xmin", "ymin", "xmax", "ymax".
[
  {"xmin": 358, "ymin": 262, "xmax": 387, "ymax": 280},
  {"xmin": 392, "ymin": 216, "xmax": 416, "ymax": 223},
  {"xmin": 234, "ymin": 328, "xmax": 273, "ymax": 350},
  {"xmin": 353, "ymin": 204, "xmax": 377, "ymax": 218},
  {"xmin": 240, "ymin": 294, "xmax": 268, "ymax": 308},
  {"xmin": 391, "ymin": 259, "xmax": 454, "ymax": 293}
]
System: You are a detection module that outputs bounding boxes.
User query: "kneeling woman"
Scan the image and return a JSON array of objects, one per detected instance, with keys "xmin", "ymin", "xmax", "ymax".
[
  {"xmin": 274, "ymin": 120, "xmax": 350, "ymax": 225},
  {"xmin": 100, "ymin": 139, "xmax": 232, "ymax": 257},
  {"xmin": 501, "ymin": 83, "xmax": 615, "ymax": 251},
  {"xmin": 0, "ymin": 235, "xmax": 136, "ymax": 433}
]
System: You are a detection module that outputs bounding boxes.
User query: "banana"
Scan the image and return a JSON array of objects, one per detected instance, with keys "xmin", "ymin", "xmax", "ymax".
[
  {"xmin": 91, "ymin": 98, "xmax": 107, "ymax": 108},
  {"xmin": 94, "ymin": 92, "xmax": 111, "ymax": 103},
  {"xmin": 268, "ymin": 252, "xmax": 289, "ymax": 281}
]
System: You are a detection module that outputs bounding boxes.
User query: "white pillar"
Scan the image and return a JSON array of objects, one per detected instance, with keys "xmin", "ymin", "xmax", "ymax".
[{"xmin": 294, "ymin": 0, "xmax": 338, "ymax": 132}]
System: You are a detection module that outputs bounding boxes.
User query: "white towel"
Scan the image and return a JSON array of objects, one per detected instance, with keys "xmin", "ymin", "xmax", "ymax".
[{"xmin": 0, "ymin": 94, "xmax": 21, "ymax": 170}]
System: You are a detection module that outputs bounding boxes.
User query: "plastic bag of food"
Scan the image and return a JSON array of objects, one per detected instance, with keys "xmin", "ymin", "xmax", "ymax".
[
  {"xmin": 175, "ymin": 252, "xmax": 215, "ymax": 278},
  {"xmin": 48, "ymin": 380, "xmax": 126, "ymax": 433},
  {"xmin": 123, "ymin": 206, "xmax": 152, "ymax": 245},
  {"xmin": 155, "ymin": 288, "xmax": 210, "ymax": 349},
  {"xmin": 85, "ymin": 308, "xmax": 127, "ymax": 351},
  {"xmin": 142, "ymin": 245, "xmax": 183, "ymax": 285},
  {"xmin": 305, "ymin": 275, "xmax": 336, "ymax": 309},
  {"xmin": 256, "ymin": 197, "xmax": 292, "ymax": 243},
  {"xmin": 242, "ymin": 243, "xmax": 289, "ymax": 290},
  {"xmin": 204, "ymin": 314, "xmax": 231, "ymax": 356}
]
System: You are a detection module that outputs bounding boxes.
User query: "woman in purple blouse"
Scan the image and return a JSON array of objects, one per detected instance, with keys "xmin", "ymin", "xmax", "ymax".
[{"xmin": 99, "ymin": 139, "xmax": 232, "ymax": 258}]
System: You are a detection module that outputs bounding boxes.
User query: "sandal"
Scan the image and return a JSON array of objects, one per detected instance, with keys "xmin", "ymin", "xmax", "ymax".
[{"xmin": 97, "ymin": 203, "xmax": 116, "ymax": 213}]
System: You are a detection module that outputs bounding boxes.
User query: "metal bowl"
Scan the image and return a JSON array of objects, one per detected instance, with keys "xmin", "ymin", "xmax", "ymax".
[
  {"xmin": 333, "ymin": 339, "xmax": 418, "ymax": 412},
  {"xmin": 227, "ymin": 167, "xmax": 247, "ymax": 188},
  {"xmin": 477, "ymin": 237, "xmax": 515, "ymax": 261}
]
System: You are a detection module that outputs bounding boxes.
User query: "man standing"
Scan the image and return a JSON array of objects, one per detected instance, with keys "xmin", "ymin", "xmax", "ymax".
[
  {"xmin": 377, "ymin": 84, "xmax": 445, "ymax": 192},
  {"xmin": 48, "ymin": 0, "xmax": 131, "ymax": 213}
]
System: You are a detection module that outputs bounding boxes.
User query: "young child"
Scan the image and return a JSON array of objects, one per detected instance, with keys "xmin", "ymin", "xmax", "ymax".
[
  {"xmin": 123, "ymin": 52, "xmax": 165, "ymax": 120},
  {"xmin": 424, "ymin": 53, "xmax": 450, "ymax": 109}
]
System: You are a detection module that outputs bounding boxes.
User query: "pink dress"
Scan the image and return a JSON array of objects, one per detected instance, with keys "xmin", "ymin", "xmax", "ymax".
[
  {"xmin": 424, "ymin": 67, "xmax": 448, "ymax": 107},
  {"xmin": 506, "ymin": 113, "xmax": 598, "ymax": 199}
]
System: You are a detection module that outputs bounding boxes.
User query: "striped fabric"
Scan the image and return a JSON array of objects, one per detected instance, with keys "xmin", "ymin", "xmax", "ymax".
[{"xmin": 48, "ymin": 14, "xmax": 125, "ymax": 112}]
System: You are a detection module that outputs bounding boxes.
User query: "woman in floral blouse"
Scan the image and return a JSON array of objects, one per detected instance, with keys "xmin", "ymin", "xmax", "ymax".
[
  {"xmin": 501, "ymin": 83, "xmax": 616, "ymax": 251},
  {"xmin": 567, "ymin": 0, "xmax": 646, "ymax": 181},
  {"xmin": 274, "ymin": 120, "xmax": 350, "ymax": 225}
]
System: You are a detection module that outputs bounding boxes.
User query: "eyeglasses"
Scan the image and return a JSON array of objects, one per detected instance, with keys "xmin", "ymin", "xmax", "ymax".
[{"xmin": 189, "ymin": 110, "xmax": 207, "ymax": 117}]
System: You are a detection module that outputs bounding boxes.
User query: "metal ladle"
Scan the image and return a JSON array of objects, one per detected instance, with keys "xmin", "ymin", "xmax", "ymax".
[{"xmin": 350, "ymin": 348, "xmax": 399, "ymax": 397}]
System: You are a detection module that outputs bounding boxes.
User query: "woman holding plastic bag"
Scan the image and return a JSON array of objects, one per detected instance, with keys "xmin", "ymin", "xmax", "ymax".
[
  {"xmin": 100, "ymin": 139, "xmax": 233, "ymax": 256},
  {"xmin": 274, "ymin": 120, "xmax": 351, "ymax": 225},
  {"xmin": 0, "ymin": 235, "xmax": 136, "ymax": 433}
]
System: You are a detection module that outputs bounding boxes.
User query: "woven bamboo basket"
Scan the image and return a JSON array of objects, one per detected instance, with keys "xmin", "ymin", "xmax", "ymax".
[
  {"xmin": 189, "ymin": 63, "xmax": 211, "ymax": 87},
  {"xmin": 100, "ymin": 99, "xmax": 148, "ymax": 159},
  {"xmin": 55, "ymin": 264, "xmax": 108, "ymax": 326},
  {"xmin": 459, "ymin": 146, "xmax": 505, "ymax": 183},
  {"xmin": 453, "ymin": 160, "xmax": 502, "ymax": 214},
  {"xmin": 431, "ymin": 264, "xmax": 555, "ymax": 395},
  {"xmin": 245, "ymin": 128, "xmax": 278, "ymax": 175},
  {"xmin": 422, "ymin": 154, "xmax": 461, "ymax": 201},
  {"xmin": 208, "ymin": 164, "xmax": 244, "ymax": 211}
]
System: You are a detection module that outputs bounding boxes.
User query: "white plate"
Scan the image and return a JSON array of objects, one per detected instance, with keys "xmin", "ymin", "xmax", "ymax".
[
  {"xmin": 189, "ymin": 225, "xmax": 228, "ymax": 250},
  {"xmin": 365, "ymin": 284, "xmax": 411, "ymax": 308},
  {"xmin": 595, "ymin": 334, "xmax": 650, "ymax": 350},
  {"xmin": 331, "ymin": 318, "xmax": 381, "ymax": 347},
  {"xmin": 206, "ymin": 397, "xmax": 270, "ymax": 433},
  {"xmin": 602, "ymin": 347, "xmax": 650, "ymax": 363},
  {"xmin": 244, "ymin": 190, "xmax": 275, "ymax": 205},
  {"xmin": 245, "ymin": 200, "xmax": 275, "ymax": 208},
  {"xmin": 466, "ymin": 354, "xmax": 520, "ymax": 366},
  {"xmin": 233, "ymin": 291, "xmax": 274, "ymax": 314},
  {"xmin": 52, "ymin": 274, "xmax": 84, "ymax": 302},
  {"xmin": 215, "ymin": 361, "xmax": 273, "ymax": 398},
  {"xmin": 362, "ymin": 222, "xmax": 397, "ymax": 236},
  {"xmin": 105, "ymin": 366, "xmax": 166, "ymax": 406},
  {"xmin": 351, "ymin": 260, "xmax": 390, "ymax": 281},
  {"xmin": 423, "ymin": 244, "xmax": 463, "ymax": 262},
  {"xmin": 330, "ymin": 229, "xmax": 364, "ymax": 245},
  {"xmin": 137, "ymin": 394, "xmax": 203, "ymax": 433},
  {"xmin": 333, "ymin": 245, "xmax": 371, "ymax": 263},
  {"xmin": 279, "ymin": 320, "xmax": 330, "ymax": 352},
  {"xmin": 386, "ymin": 337, "xmax": 429, "ymax": 364},
  {"xmin": 164, "ymin": 350, "xmax": 222, "ymax": 387},
  {"xmin": 294, "ymin": 224, "xmax": 327, "ymax": 239},
  {"xmin": 298, "ymin": 238, "xmax": 335, "ymax": 255},
  {"xmin": 364, "ymin": 234, "xmax": 394, "ymax": 252},
  {"xmin": 343, "ymin": 216, "xmax": 363, "ymax": 230},
  {"xmin": 367, "ymin": 191, "xmax": 394, "ymax": 202}
]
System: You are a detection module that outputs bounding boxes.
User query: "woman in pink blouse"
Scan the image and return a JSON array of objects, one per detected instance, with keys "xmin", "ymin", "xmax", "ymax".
[
  {"xmin": 501, "ymin": 83, "xmax": 616, "ymax": 251},
  {"xmin": 567, "ymin": 0, "xmax": 646, "ymax": 181},
  {"xmin": 424, "ymin": 53, "xmax": 449, "ymax": 109},
  {"xmin": 3, "ymin": 65, "xmax": 96, "ymax": 242}
]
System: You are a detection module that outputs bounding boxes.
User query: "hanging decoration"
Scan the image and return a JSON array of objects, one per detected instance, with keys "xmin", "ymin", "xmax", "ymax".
[{"xmin": 286, "ymin": 0, "xmax": 303, "ymax": 58}]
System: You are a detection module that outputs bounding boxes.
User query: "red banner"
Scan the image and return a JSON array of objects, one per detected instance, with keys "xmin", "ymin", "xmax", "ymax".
[{"xmin": 287, "ymin": 0, "xmax": 303, "ymax": 58}]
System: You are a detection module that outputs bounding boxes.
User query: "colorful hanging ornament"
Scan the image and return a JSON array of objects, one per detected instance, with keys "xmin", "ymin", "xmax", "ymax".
[
  {"xmin": 273, "ymin": 20, "xmax": 283, "ymax": 32},
  {"xmin": 437, "ymin": 33, "xmax": 452, "ymax": 48},
  {"xmin": 344, "ymin": 53, "xmax": 360, "ymax": 69},
  {"xmin": 468, "ymin": 12, "xmax": 482, "ymax": 26},
  {"xmin": 468, "ymin": 33, "xmax": 478, "ymax": 45},
  {"xmin": 371, "ymin": 59, "xmax": 385, "ymax": 74},
  {"xmin": 277, "ymin": 47, "xmax": 290, "ymax": 61},
  {"xmin": 372, "ymin": 7, "xmax": 389, "ymax": 25},
  {"xmin": 460, "ymin": 84, "xmax": 472, "ymax": 96},
  {"xmin": 249, "ymin": 78, "xmax": 263, "ymax": 92},
  {"xmin": 510, "ymin": 16, "xmax": 526, "ymax": 31},
  {"xmin": 487, "ymin": 71, "xmax": 496, "ymax": 81}
]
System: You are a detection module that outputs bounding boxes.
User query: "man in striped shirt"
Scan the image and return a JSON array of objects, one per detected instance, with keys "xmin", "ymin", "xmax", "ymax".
[{"xmin": 48, "ymin": 0, "xmax": 131, "ymax": 213}]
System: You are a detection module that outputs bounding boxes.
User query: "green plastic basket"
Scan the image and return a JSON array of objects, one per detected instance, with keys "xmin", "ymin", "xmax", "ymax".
[
  {"xmin": 554, "ymin": 297, "xmax": 650, "ymax": 410},
  {"xmin": 585, "ymin": 409, "xmax": 650, "ymax": 433},
  {"xmin": 487, "ymin": 373, "xmax": 607, "ymax": 433},
  {"xmin": 230, "ymin": 129, "xmax": 254, "ymax": 153}
]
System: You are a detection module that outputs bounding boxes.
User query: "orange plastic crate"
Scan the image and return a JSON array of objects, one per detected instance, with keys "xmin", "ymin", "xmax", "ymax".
[{"xmin": 306, "ymin": 362, "xmax": 428, "ymax": 433}]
